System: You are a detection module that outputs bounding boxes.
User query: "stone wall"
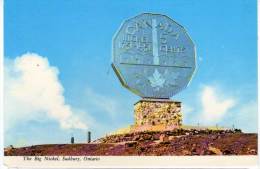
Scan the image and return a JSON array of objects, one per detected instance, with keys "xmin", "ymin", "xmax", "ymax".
[{"xmin": 134, "ymin": 99, "xmax": 182, "ymax": 130}]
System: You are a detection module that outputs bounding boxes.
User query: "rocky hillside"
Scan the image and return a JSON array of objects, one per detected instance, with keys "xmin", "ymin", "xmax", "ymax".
[
  {"xmin": 5, "ymin": 129, "xmax": 257, "ymax": 156},
  {"xmin": 96, "ymin": 128, "xmax": 242, "ymax": 143}
]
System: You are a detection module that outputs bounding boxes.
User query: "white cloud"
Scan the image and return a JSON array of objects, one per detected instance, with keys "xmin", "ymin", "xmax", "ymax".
[
  {"xmin": 4, "ymin": 53, "xmax": 87, "ymax": 130},
  {"xmin": 200, "ymin": 86, "xmax": 235, "ymax": 123},
  {"xmin": 182, "ymin": 85, "xmax": 257, "ymax": 132}
]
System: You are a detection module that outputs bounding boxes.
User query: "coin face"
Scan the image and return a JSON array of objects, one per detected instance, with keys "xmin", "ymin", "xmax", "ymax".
[{"xmin": 112, "ymin": 13, "xmax": 196, "ymax": 99}]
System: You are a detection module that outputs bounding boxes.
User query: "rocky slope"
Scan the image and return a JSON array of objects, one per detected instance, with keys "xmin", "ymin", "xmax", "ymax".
[{"xmin": 5, "ymin": 129, "xmax": 257, "ymax": 156}]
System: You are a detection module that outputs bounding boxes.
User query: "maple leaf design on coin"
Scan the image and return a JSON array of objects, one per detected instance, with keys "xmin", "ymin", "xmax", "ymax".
[{"xmin": 148, "ymin": 69, "xmax": 165, "ymax": 91}]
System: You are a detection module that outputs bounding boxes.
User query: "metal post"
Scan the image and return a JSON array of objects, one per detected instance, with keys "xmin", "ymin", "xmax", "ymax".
[
  {"xmin": 87, "ymin": 131, "xmax": 91, "ymax": 143},
  {"xmin": 71, "ymin": 136, "xmax": 74, "ymax": 144}
]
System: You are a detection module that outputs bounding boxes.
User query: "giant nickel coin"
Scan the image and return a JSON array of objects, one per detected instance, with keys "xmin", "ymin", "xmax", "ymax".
[{"xmin": 112, "ymin": 13, "xmax": 196, "ymax": 98}]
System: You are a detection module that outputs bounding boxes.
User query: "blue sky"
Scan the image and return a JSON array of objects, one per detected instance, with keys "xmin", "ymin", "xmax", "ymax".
[{"xmin": 4, "ymin": 0, "xmax": 257, "ymax": 147}]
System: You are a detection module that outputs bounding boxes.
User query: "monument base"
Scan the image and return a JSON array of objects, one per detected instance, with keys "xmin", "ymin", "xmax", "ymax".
[{"xmin": 132, "ymin": 99, "xmax": 182, "ymax": 132}]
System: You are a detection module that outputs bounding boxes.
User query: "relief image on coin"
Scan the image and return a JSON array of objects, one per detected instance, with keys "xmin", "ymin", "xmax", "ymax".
[{"xmin": 112, "ymin": 13, "xmax": 196, "ymax": 98}]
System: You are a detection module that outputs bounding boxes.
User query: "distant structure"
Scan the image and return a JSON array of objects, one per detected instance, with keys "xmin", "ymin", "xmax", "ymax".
[
  {"xmin": 71, "ymin": 136, "xmax": 74, "ymax": 144},
  {"xmin": 87, "ymin": 131, "xmax": 91, "ymax": 143},
  {"xmin": 232, "ymin": 124, "xmax": 235, "ymax": 130}
]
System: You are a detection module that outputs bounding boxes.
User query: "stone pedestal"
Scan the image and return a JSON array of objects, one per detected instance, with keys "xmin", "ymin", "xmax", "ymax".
[{"xmin": 133, "ymin": 99, "xmax": 182, "ymax": 131}]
